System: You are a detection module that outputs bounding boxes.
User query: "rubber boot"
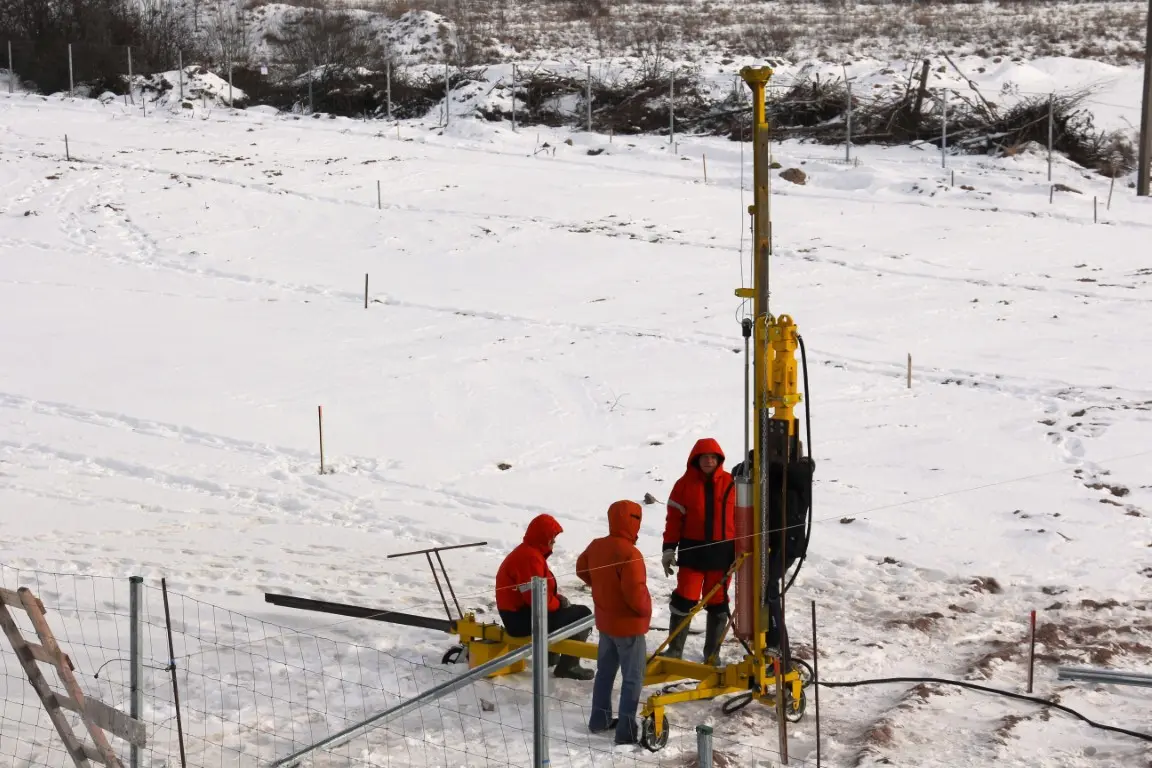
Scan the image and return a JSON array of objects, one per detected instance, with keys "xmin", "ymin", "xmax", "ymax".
[
  {"xmin": 554, "ymin": 655, "xmax": 594, "ymax": 680},
  {"xmin": 663, "ymin": 609, "xmax": 691, "ymax": 659},
  {"xmin": 702, "ymin": 610, "xmax": 729, "ymax": 665}
]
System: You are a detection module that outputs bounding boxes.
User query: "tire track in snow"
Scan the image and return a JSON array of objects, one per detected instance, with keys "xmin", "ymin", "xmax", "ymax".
[{"xmin": 0, "ymin": 392, "xmax": 561, "ymax": 523}]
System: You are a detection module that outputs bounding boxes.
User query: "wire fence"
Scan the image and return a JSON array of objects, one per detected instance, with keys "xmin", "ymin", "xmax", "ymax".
[{"xmin": 2, "ymin": 562, "xmax": 764, "ymax": 768}]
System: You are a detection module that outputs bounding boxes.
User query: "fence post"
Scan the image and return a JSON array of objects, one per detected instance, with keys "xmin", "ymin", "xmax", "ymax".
[
  {"xmin": 846, "ymin": 80, "xmax": 853, "ymax": 163},
  {"xmin": 586, "ymin": 62, "xmax": 592, "ymax": 131},
  {"xmin": 160, "ymin": 578, "xmax": 188, "ymax": 768},
  {"xmin": 228, "ymin": 60, "xmax": 233, "ymax": 107},
  {"xmin": 7, "ymin": 40, "xmax": 12, "ymax": 94},
  {"xmin": 511, "ymin": 63, "xmax": 517, "ymax": 131},
  {"xmin": 386, "ymin": 59, "xmax": 392, "ymax": 120},
  {"xmin": 308, "ymin": 61, "xmax": 313, "ymax": 114},
  {"xmin": 669, "ymin": 70, "xmax": 675, "ymax": 144},
  {"xmin": 1047, "ymin": 92, "xmax": 1054, "ymax": 181},
  {"xmin": 68, "ymin": 43, "xmax": 74, "ymax": 97},
  {"xmin": 531, "ymin": 576, "xmax": 549, "ymax": 768},
  {"xmin": 444, "ymin": 59, "xmax": 450, "ymax": 127},
  {"xmin": 178, "ymin": 51, "xmax": 184, "ymax": 100},
  {"xmin": 129, "ymin": 576, "xmax": 143, "ymax": 768},
  {"xmin": 696, "ymin": 724, "xmax": 714, "ymax": 768},
  {"xmin": 941, "ymin": 87, "xmax": 947, "ymax": 168},
  {"xmin": 127, "ymin": 46, "xmax": 133, "ymax": 104}
]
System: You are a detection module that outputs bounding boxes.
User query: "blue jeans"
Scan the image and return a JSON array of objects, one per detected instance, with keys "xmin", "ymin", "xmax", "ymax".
[{"xmin": 588, "ymin": 633, "xmax": 647, "ymax": 744}]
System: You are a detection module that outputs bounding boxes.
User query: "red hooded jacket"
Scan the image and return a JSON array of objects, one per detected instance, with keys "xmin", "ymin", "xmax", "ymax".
[
  {"xmin": 495, "ymin": 514, "xmax": 563, "ymax": 613},
  {"xmin": 663, "ymin": 438, "xmax": 736, "ymax": 572},
  {"xmin": 576, "ymin": 500, "xmax": 652, "ymax": 637}
]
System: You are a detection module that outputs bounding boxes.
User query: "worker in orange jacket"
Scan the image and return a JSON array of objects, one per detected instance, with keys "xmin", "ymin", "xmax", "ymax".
[
  {"xmin": 577, "ymin": 500, "xmax": 652, "ymax": 745},
  {"xmin": 496, "ymin": 513, "xmax": 594, "ymax": 680},
  {"xmin": 661, "ymin": 438, "xmax": 735, "ymax": 662}
]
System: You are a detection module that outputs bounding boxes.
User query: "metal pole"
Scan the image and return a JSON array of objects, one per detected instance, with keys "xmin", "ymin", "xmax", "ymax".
[
  {"xmin": 586, "ymin": 62, "xmax": 592, "ymax": 131},
  {"xmin": 1058, "ymin": 666, "xmax": 1152, "ymax": 688},
  {"xmin": 846, "ymin": 81, "xmax": 852, "ymax": 163},
  {"xmin": 445, "ymin": 59, "xmax": 450, "ymax": 127},
  {"xmin": 7, "ymin": 41, "xmax": 13, "ymax": 94},
  {"xmin": 941, "ymin": 88, "xmax": 947, "ymax": 168},
  {"xmin": 511, "ymin": 63, "xmax": 517, "ymax": 131},
  {"xmin": 160, "ymin": 579, "xmax": 188, "ymax": 768},
  {"xmin": 308, "ymin": 63, "xmax": 313, "ymax": 114},
  {"xmin": 669, "ymin": 71, "xmax": 675, "ymax": 144},
  {"xmin": 811, "ymin": 600, "xmax": 821, "ymax": 768},
  {"xmin": 742, "ymin": 318, "xmax": 752, "ymax": 464},
  {"xmin": 270, "ymin": 612, "xmax": 594, "ymax": 767},
  {"xmin": 1047, "ymin": 93, "xmax": 1054, "ymax": 181},
  {"xmin": 386, "ymin": 59, "xmax": 392, "ymax": 120},
  {"xmin": 531, "ymin": 576, "xmax": 549, "ymax": 768},
  {"xmin": 127, "ymin": 46, "xmax": 133, "ymax": 105},
  {"xmin": 129, "ymin": 576, "xmax": 143, "ymax": 768},
  {"xmin": 178, "ymin": 51, "xmax": 184, "ymax": 100},
  {"xmin": 1138, "ymin": 0, "xmax": 1152, "ymax": 195},
  {"xmin": 696, "ymin": 725, "xmax": 714, "ymax": 768},
  {"xmin": 68, "ymin": 43, "xmax": 73, "ymax": 97},
  {"xmin": 228, "ymin": 60, "xmax": 233, "ymax": 107}
]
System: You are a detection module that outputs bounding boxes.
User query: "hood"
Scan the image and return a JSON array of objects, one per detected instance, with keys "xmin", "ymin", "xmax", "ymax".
[
  {"xmin": 523, "ymin": 513, "xmax": 563, "ymax": 555},
  {"xmin": 607, "ymin": 500, "xmax": 643, "ymax": 544},
  {"xmin": 687, "ymin": 437, "xmax": 726, "ymax": 470}
]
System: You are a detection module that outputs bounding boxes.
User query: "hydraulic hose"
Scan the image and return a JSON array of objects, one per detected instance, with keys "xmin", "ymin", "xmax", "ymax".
[{"xmin": 783, "ymin": 333, "xmax": 813, "ymax": 594}]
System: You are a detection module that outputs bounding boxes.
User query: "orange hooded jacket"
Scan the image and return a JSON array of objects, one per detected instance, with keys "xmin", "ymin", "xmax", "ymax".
[
  {"xmin": 576, "ymin": 500, "xmax": 652, "ymax": 637},
  {"xmin": 495, "ymin": 514, "xmax": 563, "ymax": 613},
  {"xmin": 662, "ymin": 438, "xmax": 736, "ymax": 572}
]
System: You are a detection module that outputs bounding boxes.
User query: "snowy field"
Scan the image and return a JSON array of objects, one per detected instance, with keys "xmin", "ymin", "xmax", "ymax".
[{"xmin": 1, "ymin": 86, "xmax": 1152, "ymax": 768}]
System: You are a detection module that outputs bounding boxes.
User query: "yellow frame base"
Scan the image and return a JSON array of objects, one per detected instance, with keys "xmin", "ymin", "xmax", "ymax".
[{"xmin": 453, "ymin": 615, "xmax": 804, "ymax": 736}]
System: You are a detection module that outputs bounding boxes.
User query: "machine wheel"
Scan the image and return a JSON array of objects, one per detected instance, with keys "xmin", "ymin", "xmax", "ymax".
[
  {"xmin": 784, "ymin": 686, "xmax": 807, "ymax": 723},
  {"xmin": 441, "ymin": 644, "xmax": 466, "ymax": 665},
  {"xmin": 640, "ymin": 714, "xmax": 670, "ymax": 752},
  {"xmin": 721, "ymin": 691, "xmax": 754, "ymax": 715}
]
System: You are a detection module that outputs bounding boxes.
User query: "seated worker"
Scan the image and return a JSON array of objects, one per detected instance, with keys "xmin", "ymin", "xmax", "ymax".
[
  {"xmin": 495, "ymin": 513, "xmax": 595, "ymax": 680},
  {"xmin": 577, "ymin": 500, "xmax": 652, "ymax": 745}
]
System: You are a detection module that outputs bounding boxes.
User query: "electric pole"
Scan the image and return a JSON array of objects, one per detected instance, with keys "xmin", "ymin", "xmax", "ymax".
[{"xmin": 1139, "ymin": 0, "xmax": 1152, "ymax": 196}]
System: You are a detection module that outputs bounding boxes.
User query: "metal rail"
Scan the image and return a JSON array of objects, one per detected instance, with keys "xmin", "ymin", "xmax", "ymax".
[
  {"xmin": 269, "ymin": 612, "xmax": 595, "ymax": 767},
  {"xmin": 263, "ymin": 593, "xmax": 454, "ymax": 633},
  {"xmin": 1057, "ymin": 666, "xmax": 1152, "ymax": 689}
]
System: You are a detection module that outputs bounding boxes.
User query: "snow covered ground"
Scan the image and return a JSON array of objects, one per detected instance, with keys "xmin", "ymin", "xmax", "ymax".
[{"xmin": 1, "ymin": 85, "xmax": 1151, "ymax": 767}]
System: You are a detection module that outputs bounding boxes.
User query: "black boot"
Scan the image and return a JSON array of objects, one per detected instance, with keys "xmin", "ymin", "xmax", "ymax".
[
  {"xmin": 663, "ymin": 609, "xmax": 691, "ymax": 659},
  {"xmin": 702, "ymin": 609, "xmax": 729, "ymax": 665},
  {"xmin": 554, "ymin": 654, "xmax": 594, "ymax": 680}
]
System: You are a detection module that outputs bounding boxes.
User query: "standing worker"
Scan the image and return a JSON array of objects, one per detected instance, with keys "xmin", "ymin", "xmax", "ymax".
[
  {"xmin": 496, "ymin": 513, "xmax": 595, "ymax": 680},
  {"xmin": 577, "ymin": 500, "xmax": 652, "ymax": 745},
  {"xmin": 660, "ymin": 438, "xmax": 736, "ymax": 663}
]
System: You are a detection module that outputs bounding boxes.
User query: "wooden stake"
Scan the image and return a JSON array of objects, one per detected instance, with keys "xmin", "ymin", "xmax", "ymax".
[
  {"xmin": 318, "ymin": 405, "xmax": 326, "ymax": 474},
  {"xmin": 1094, "ymin": 196, "xmax": 1098, "ymax": 223},
  {"xmin": 1027, "ymin": 609, "xmax": 1036, "ymax": 693},
  {"xmin": 65, "ymin": 134, "xmax": 70, "ymax": 161},
  {"xmin": 377, "ymin": 180, "xmax": 381, "ymax": 209},
  {"xmin": 907, "ymin": 353, "xmax": 912, "ymax": 388},
  {"xmin": 364, "ymin": 274, "xmax": 369, "ymax": 308},
  {"xmin": 702, "ymin": 153, "xmax": 708, "ymax": 183},
  {"xmin": 1049, "ymin": 185, "xmax": 1054, "ymax": 204},
  {"xmin": 1108, "ymin": 174, "xmax": 1116, "ymax": 210}
]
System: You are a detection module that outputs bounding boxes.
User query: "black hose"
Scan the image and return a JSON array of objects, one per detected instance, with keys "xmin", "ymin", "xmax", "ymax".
[
  {"xmin": 818, "ymin": 676, "xmax": 1152, "ymax": 744},
  {"xmin": 783, "ymin": 333, "xmax": 814, "ymax": 594}
]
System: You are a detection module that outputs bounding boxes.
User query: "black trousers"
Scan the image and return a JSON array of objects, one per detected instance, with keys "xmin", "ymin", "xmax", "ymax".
[{"xmin": 500, "ymin": 604, "xmax": 593, "ymax": 643}]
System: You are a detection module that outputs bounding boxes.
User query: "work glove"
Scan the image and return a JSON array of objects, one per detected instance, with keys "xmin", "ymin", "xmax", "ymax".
[
  {"xmin": 557, "ymin": 594, "xmax": 571, "ymax": 609},
  {"xmin": 661, "ymin": 550, "xmax": 676, "ymax": 577}
]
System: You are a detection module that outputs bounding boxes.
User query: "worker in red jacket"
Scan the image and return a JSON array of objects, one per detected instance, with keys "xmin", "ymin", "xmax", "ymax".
[
  {"xmin": 577, "ymin": 500, "xmax": 652, "ymax": 744},
  {"xmin": 661, "ymin": 438, "xmax": 735, "ymax": 662},
  {"xmin": 496, "ymin": 513, "xmax": 594, "ymax": 680}
]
